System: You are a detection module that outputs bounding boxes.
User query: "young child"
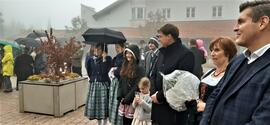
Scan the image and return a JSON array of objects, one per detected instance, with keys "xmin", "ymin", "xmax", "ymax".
[{"xmin": 131, "ymin": 77, "xmax": 152, "ymax": 125}]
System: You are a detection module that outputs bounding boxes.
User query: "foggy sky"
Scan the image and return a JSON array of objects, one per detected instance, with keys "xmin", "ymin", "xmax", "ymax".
[{"xmin": 0, "ymin": 0, "xmax": 117, "ymax": 29}]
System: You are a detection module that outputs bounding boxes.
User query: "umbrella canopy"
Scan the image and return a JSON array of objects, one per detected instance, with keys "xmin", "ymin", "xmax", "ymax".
[
  {"xmin": 15, "ymin": 38, "xmax": 41, "ymax": 47},
  {"xmin": 0, "ymin": 40, "xmax": 20, "ymax": 50},
  {"xmin": 82, "ymin": 28, "xmax": 126, "ymax": 44},
  {"xmin": 26, "ymin": 32, "xmax": 47, "ymax": 39}
]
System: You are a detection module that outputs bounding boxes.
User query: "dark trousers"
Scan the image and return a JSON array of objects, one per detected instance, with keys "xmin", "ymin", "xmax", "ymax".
[
  {"xmin": 0, "ymin": 74, "xmax": 3, "ymax": 89},
  {"xmin": 16, "ymin": 72, "xmax": 33, "ymax": 90},
  {"xmin": 123, "ymin": 117, "xmax": 132, "ymax": 125},
  {"xmin": 187, "ymin": 106, "xmax": 197, "ymax": 125},
  {"xmin": 72, "ymin": 66, "xmax": 82, "ymax": 76},
  {"xmin": 193, "ymin": 112, "xmax": 202, "ymax": 125},
  {"xmin": 3, "ymin": 76, "xmax": 12, "ymax": 92}
]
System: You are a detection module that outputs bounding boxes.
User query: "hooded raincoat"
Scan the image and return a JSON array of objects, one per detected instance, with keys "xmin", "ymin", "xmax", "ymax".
[{"xmin": 2, "ymin": 45, "xmax": 14, "ymax": 76}]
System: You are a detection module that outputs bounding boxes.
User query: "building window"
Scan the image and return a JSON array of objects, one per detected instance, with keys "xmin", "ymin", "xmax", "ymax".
[
  {"xmin": 186, "ymin": 7, "xmax": 195, "ymax": 18},
  {"xmin": 132, "ymin": 7, "xmax": 145, "ymax": 19},
  {"xmin": 213, "ymin": 6, "xmax": 222, "ymax": 17},
  {"xmin": 132, "ymin": 8, "xmax": 136, "ymax": 19},
  {"xmin": 162, "ymin": 8, "xmax": 171, "ymax": 18},
  {"xmin": 191, "ymin": 7, "xmax": 195, "ymax": 17},
  {"xmin": 218, "ymin": 6, "xmax": 222, "ymax": 17},
  {"xmin": 137, "ymin": 8, "xmax": 143, "ymax": 19},
  {"xmin": 186, "ymin": 8, "xmax": 190, "ymax": 18}
]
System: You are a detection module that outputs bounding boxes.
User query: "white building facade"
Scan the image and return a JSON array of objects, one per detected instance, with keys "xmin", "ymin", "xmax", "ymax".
[{"xmin": 81, "ymin": 0, "xmax": 244, "ymax": 28}]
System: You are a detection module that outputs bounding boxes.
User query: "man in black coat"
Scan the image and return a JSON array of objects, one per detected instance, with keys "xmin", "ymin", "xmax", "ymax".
[
  {"xmin": 14, "ymin": 47, "xmax": 34, "ymax": 90},
  {"xmin": 150, "ymin": 24, "xmax": 195, "ymax": 125},
  {"xmin": 189, "ymin": 39, "xmax": 206, "ymax": 79}
]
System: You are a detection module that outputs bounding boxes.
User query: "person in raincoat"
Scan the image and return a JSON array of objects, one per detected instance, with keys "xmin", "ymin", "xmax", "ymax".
[
  {"xmin": 1, "ymin": 45, "xmax": 14, "ymax": 92},
  {"xmin": 0, "ymin": 45, "xmax": 4, "ymax": 89}
]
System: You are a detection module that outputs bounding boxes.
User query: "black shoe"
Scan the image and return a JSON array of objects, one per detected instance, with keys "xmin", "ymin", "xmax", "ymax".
[{"xmin": 3, "ymin": 89, "xmax": 12, "ymax": 93}]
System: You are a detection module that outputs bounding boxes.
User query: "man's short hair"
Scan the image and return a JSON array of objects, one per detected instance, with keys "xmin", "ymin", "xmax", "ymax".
[
  {"xmin": 189, "ymin": 39, "xmax": 197, "ymax": 46},
  {"xmin": 158, "ymin": 24, "xmax": 179, "ymax": 40},
  {"xmin": 240, "ymin": 0, "xmax": 270, "ymax": 22}
]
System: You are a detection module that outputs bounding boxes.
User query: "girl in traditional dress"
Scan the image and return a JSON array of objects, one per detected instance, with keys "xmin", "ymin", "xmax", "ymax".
[
  {"xmin": 85, "ymin": 43, "xmax": 112, "ymax": 125},
  {"xmin": 108, "ymin": 43, "xmax": 125, "ymax": 125}
]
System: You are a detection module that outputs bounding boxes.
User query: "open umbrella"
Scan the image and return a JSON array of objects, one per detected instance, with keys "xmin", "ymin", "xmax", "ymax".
[
  {"xmin": 82, "ymin": 28, "xmax": 126, "ymax": 44},
  {"xmin": 26, "ymin": 32, "xmax": 47, "ymax": 39},
  {"xmin": 15, "ymin": 38, "xmax": 41, "ymax": 47},
  {"xmin": 0, "ymin": 40, "xmax": 20, "ymax": 50}
]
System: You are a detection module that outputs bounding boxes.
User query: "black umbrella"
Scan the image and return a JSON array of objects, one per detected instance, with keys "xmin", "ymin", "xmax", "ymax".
[
  {"xmin": 82, "ymin": 28, "xmax": 126, "ymax": 44},
  {"xmin": 26, "ymin": 32, "xmax": 47, "ymax": 39},
  {"xmin": 15, "ymin": 38, "xmax": 41, "ymax": 47}
]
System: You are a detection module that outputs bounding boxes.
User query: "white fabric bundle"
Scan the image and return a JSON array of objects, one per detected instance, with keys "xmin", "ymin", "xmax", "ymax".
[{"xmin": 160, "ymin": 70, "xmax": 200, "ymax": 111}]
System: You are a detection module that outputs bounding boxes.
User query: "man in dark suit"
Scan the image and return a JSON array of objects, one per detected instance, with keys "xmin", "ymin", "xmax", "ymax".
[
  {"xmin": 150, "ymin": 24, "xmax": 195, "ymax": 125},
  {"xmin": 200, "ymin": 1, "xmax": 270, "ymax": 125}
]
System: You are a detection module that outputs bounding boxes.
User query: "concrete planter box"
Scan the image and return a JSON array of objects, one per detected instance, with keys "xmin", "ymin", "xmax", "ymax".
[{"xmin": 19, "ymin": 77, "xmax": 88, "ymax": 117}]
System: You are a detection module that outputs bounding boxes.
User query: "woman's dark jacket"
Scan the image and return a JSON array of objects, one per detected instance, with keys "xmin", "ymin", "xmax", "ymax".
[
  {"xmin": 112, "ymin": 53, "xmax": 124, "ymax": 80},
  {"xmin": 117, "ymin": 44, "xmax": 145, "ymax": 105},
  {"xmin": 86, "ymin": 56, "xmax": 112, "ymax": 83},
  {"xmin": 118, "ymin": 66, "xmax": 145, "ymax": 105}
]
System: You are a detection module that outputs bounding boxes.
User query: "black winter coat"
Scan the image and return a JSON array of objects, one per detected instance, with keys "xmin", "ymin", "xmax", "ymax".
[
  {"xmin": 190, "ymin": 47, "xmax": 206, "ymax": 79},
  {"xmin": 112, "ymin": 53, "xmax": 124, "ymax": 80},
  {"xmin": 150, "ymin": 38, "xmax": 195, "ymax": 125},
  {"xmin": 14, "ymin": 54, "xmax": 34, "ymax": 81},
  {"xmin": 118, "ymin": 66, "xmax": 145, "ymax": 105}
]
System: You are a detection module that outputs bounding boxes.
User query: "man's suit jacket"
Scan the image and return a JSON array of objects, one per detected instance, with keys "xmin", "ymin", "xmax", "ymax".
[{"xmin": 200, "ymin": 48, "xmax": 270, "ymax": 125}]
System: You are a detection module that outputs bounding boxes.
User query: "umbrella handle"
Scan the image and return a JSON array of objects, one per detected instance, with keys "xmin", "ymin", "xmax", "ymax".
[{"xmin": 102, "ymin": 43, "xmax": 107, "ymax": 62}]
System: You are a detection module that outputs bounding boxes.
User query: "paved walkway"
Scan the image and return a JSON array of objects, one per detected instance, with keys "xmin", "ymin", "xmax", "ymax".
[{"xmin": 0, "ymin": 77, "xmax": 100, "ymax": 125}]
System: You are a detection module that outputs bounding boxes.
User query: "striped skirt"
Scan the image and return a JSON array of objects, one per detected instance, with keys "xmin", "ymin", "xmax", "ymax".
[
  {"xmin": 84, "ymin": 81, "xmax": 109, "ymax": 120},
  {"xmin": 108, "ymin": 78, "xmax": 123, "ymax": 125}
]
